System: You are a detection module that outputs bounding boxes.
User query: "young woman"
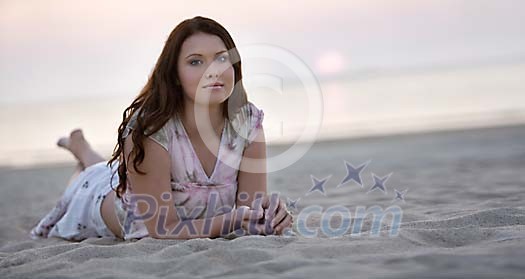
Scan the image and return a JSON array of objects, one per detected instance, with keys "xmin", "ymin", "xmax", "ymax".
[{"xmin": 30, "ymin": 16, "xmax": 293, "ymax": 241}]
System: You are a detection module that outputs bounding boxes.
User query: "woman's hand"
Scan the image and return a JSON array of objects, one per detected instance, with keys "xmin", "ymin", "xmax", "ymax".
[
  {"xmin": 270, "ymin": 198, "xmax": 294, "ymax": 235},
  {"xmin": 231, "ymin": 206, "xmax": 265, "ymax": 235},
  {"xmin": 250, "ymin": 194, "xmax": 294, "ymax": 236}
]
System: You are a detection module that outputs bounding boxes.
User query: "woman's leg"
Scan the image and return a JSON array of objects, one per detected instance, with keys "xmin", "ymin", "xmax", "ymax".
[
  {"xmin": 55, "ymin": 129, "xmax": 123, "ymax": 239},
  {"xmin": 57, "ymin": 129, "xmax": 106, "ymax": 169}
]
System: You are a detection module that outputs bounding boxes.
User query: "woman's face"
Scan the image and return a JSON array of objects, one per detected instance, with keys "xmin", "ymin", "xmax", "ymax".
[{"xmin": 177, "ymin": 32, "xmax": 235, "ymax": 106}]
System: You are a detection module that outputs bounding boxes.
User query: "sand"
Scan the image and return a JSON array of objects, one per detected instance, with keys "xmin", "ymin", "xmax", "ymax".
[{"xmin": 1, "ymin": 124, "xmax": 525, "ymax": 278}]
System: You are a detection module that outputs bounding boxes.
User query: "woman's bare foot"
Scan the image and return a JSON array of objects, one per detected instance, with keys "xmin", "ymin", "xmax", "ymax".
[
  {"xmin": 57, "ymin": 129, "xmax": 87, "ymax": 157},
  {"xmin": 57, "ymin": 129, "xmax": 105, "ymax": 168}
]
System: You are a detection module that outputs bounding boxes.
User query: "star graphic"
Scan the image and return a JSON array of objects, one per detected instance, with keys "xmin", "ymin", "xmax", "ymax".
[
  {"xmin": 391, "ymin": 188, "xmax": 409, "ymax": 203},
  {"xmin": 306, "ymin": 175, "xmax": 331, "ymax": 196},
  {"xmin": 366, "ymin": 172, "xmax": 392, "ymax": 194},
  {"xmin": 286, "ymin": 197, "xmax": 300, "ymax": 211},
  {"xmin": 338, "ymin": 160, "xmax": 370, "ymax": 188}
]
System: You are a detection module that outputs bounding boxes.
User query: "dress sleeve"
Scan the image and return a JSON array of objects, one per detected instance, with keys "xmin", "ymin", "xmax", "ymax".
[
  {"xmin": 121, "ymin": 110, "xmax": 170, "ymax": 152},
  {"xmin": 246, "ymin": 102, "xmax": 265, "ymax": 146},
  {"xmin": 146, "ymin": 125, "xmax": 170, "ymax": 152}
]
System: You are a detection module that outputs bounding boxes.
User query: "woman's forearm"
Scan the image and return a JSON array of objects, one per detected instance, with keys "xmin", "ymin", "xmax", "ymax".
[{"xmin": 151, "ymin": 210, "xmax": 238, "ymax": 239}]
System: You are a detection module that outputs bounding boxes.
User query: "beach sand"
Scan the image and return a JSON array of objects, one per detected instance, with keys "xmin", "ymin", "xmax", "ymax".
[{"xmin": 1, "ymin": 124, "xmax": 524, "ymax": 278}]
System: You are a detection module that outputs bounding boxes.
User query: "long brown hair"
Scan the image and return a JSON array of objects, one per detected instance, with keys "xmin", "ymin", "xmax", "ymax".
[{"xmin": 107, "ymin": 16, "xmax": 248, "ymax": 199}]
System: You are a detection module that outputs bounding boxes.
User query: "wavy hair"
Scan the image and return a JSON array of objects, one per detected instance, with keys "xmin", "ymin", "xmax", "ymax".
[{"xmin": 107, "ymin": 16, "xmax": 248, "ymax": 199}]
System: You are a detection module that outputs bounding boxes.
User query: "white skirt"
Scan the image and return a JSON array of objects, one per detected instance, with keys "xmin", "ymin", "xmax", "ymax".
[{"xmin": 30, "ymin": 161, "xmax": 120, "ymax": 241}]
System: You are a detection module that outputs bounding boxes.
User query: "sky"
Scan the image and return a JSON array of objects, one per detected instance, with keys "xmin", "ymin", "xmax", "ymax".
[{"xmin": 1, "ymin": 0, "xmax": 524, "ymax": 103}]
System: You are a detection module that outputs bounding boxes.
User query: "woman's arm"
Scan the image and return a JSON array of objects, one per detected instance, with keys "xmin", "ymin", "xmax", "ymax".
[
  {"xmin": 237, "ymin": 126, "xmax": 293, "ymax": 235},
  {"xmin": 237, "ymin": 124, "xmax": 268, "ymax": 208},
  {"xmin": 124, "ymin": 136, "xmax": 261, "ymax": 239}
]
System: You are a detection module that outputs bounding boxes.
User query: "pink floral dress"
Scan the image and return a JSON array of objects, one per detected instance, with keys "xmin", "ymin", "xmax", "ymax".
[{"xmin": 30, "ymin": 102, "xmax": 264, "ymax": 241}]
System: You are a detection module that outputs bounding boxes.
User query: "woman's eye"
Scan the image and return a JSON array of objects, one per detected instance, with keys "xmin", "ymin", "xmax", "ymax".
[
  {"xmin": 218, "ymin": 55, "xmax": 229, "ymax": 63},
  {"xmin": 189, "ymin": 56, "xmax": 228, "ymax": 65},
  {"xmin": 189, "ymin": 59, "xmax": 202, "ymax": 65}
]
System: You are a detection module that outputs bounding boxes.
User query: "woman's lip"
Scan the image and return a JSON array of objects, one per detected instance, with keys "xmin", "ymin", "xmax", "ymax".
[{"xmin": 204, "ymin": 84, "xmax": 224, "ymax": 88}]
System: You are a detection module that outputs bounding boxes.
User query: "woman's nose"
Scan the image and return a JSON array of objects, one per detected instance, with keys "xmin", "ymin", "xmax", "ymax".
[
  {"xmin": 206, "ymin": 71, "xmax": 219, "ymax": 78},
  {"xmin": 205, "ymin": 62, "xmax": 225, "ymax": 78}
]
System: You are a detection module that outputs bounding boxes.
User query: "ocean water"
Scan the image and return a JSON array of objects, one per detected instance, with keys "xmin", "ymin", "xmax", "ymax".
[{"xmin": 1, "ymin": 62, "xmax": 524, "ymax": 167}]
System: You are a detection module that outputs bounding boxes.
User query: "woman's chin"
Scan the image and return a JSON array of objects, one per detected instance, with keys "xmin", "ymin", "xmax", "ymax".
[{"xmin": 193, "ymin": 89, "xmax": 232, "ymax": 105}]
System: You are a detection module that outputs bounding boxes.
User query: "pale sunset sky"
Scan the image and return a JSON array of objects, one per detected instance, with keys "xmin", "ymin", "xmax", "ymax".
[{"xmin": 1, "ymin": 0, "xmax": 524, "ymax": 103}]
